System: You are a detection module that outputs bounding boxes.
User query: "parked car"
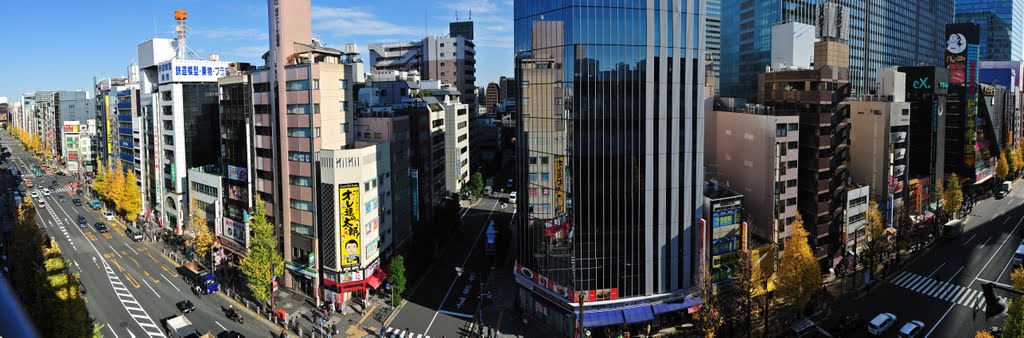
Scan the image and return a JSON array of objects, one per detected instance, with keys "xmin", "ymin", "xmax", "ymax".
[
  {"xmin": 868, "ymin": 313, "xmax": 897, "ymax": 335},
  {"xmin": 93, "ymin": 222, "xmax": 108, "ymax": 233},
  {"xmin": 72, "ymin": 198, "xmax": 82, "ymax": 206},
  {"xmin": 102, "ymin": 211, "xmax": 114, "ymax": 221},
  {"xmin": 897, "ymin": 320, "xmax": 926, "ymax": 338},
  {"xmin": 176, "ymin": 300, "xmax": 195, "ymax": 314}
]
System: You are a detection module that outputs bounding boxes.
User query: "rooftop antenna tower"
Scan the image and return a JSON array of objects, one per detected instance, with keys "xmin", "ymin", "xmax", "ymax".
[{"xmin": 174, "ymin": 10, "xmax": 188, "ymax": 59}]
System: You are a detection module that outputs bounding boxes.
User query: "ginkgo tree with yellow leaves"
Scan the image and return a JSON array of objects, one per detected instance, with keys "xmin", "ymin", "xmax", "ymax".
[
  {"xmin": 776, "ymin": 213, "xmax": 822, "ymax": 317},
  {"xmin": 91, "ymin": 160, "xmax": 143, "ymax": 220}
]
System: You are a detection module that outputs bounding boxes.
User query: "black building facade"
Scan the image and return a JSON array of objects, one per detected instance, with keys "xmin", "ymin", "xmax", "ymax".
[{"xmin": 898, "ymin": 66, "xmax": 948, "ymax": 214}]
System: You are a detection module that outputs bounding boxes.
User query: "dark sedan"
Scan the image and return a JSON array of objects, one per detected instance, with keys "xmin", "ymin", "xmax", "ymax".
[
  {"xmin": 93, "ymin": 222, "xmax": 108, "ymax": 233},
  {"xmin": 72, "ymin": 198, "xmax": 82, "ymax": 206},
  {"xmin": 176, "ymin": 300, "xmax": 195, "ymax": 314}
]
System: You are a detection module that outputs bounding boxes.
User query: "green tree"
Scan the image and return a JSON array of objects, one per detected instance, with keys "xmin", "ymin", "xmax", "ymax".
[
  {"xmin": 694, "ymin": 257, "xmax": 723, "ymax": 338},
  {"xmin": 188, "ymin": 198, "xmax": 216, "ymax": 267},
  {"xmin": 1006, "ymin": 148, "xmax": 1017, "ymax": 177},
  {"xmin": 238, "ymin": 197, "xmax": 284, "ymax": 306},
  {"xmin": 942, "ymin": 173, "xmax": 964, "ymax": 219},
  {"xmin": 776, "ymin": 213, "xmax": 822, "ymax": 316},
  {"xmin": 1003, "ymin": 266, "xmax": 1024, "ymax": 336},
  {"xmin": 122, "ymin": 170, "xmax": 143, "ymax": 221},
  {"xmin": 464, "ymin": 172, "xmax": 485, "ymax": 197},
  {"xmin": 997, "ymin": 154, "xmax": 1010, "ymax": 181},
  {"xmin": 386, "ymin": 255, "xmax": 407, "ymax": 307}
]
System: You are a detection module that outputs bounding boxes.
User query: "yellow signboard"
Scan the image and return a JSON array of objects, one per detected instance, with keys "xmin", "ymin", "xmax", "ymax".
[
  {"xmin": 554, "ymin": 156, "xmax": 565, "ymax": 214},
  {"xmin": 339, "ymin": 183, "xmax": 361, "ymax": 269}
]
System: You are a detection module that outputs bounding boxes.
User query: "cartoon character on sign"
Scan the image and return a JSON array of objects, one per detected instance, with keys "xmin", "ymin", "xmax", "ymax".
[{"xmin": 345, "ymin": 239, "xmax": 359, "ymax": 266}]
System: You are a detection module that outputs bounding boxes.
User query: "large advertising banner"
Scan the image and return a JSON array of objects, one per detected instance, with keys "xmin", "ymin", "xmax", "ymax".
[
  {"xmin": 339, "ymin": 183, "xmax": 361, "ymax": 270},
  {"xmin": 945, "ymin": 23, "xmax": 989, "ymax": 183}
]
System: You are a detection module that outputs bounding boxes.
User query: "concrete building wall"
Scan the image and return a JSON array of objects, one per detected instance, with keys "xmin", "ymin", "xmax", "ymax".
[
  {"xmin": 848, "ymin": 99, "xmax": 911, "ymax": 219},
  {"xmin": 770, "ymin": 22, "xmax": 816, "ymax": 69},
  {"xmin": 706, "ymin": 110, "xmax": 799, "ymax": 245}
]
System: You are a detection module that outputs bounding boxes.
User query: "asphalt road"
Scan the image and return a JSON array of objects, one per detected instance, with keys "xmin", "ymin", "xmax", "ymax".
[
  {"xmin": 387, "ymin": 164, "xmax": 518, "ymax": 338},
  {"xmin": 0, "ymin": 131, "xmax": 279, "ymax": 338},
  {"xmin": 831, "ymin": 179, "xmax": 1024, "ymax": 337}
]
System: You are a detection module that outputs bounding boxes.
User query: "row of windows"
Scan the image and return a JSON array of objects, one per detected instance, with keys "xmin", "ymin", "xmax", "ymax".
[
  {"xmin": 290, "ymin": 175, "xmax": 313, "ymax": 187},
  {"xmin": 528, "ymin": 156, "xmax": 551, "ymax": 165},
  {"xmin": 529, "ymin": 204, "xmax": 551, "ymax": 214},
  {"xmin": 529, "ymin": 172, "xmax": 551, "ymax": 181},
  {"xmin": 191, "ymin": 181, "xmax": 218, "ymax": 197},
  {"xmin": 289, "ymin": 151, "xmax": 311, "ymax": 162},
  {"xmin": 290, "ymin": 199, "xmax": 314, "ymax": 211}
]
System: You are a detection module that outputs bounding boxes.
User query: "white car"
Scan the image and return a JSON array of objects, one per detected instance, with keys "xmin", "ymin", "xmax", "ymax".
[
  {"xmin": 868, "ymin": 313, "xmax": 897, "ymax": 335},
  {"xmin": 38, "ymin": 200, "xmax": 47, "ymax": 208},
  {"xmin": 102, "ymin": 211, "xmax": 115, "ymax": 221},
  {"xmin": 508, "ymin": 191, "xmax": 518, "ymax": 204},
  {"xmin": 30, "ymin": 191, "xmax": 38, "ymax": 198},
  {"xmin": 42, "ymin": 188, "xmax": 50, "ymax": 196},
  {"xmin": 897, "ymin": 320, "xmax": 926, "ymax": 338}
]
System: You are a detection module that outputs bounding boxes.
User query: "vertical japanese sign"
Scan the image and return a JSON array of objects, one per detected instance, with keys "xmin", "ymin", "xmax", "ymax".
[
  {"xmin": 339, "ymin": 183, "xmax": 361, "ymax": 270},
  {"xmin": 945, "ymin": 23, "xmax": 984, "ymax": 181},
  {"xmin": 554, "ymin": 156, "xmax": 565, "ymax": 214}
]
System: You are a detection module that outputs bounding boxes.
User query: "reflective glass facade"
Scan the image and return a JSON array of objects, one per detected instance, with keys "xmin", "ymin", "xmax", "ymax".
[
  {"xmin": 514, "ymin": 1, "xmax": 705, "ymax": 333},
  {"xmin": 720, "ymin": 0, "xmax": 953, "ymax": 98},
  {"xmin": 956, "ymin": 0, "xmax": 1024, "ymax": 61}
]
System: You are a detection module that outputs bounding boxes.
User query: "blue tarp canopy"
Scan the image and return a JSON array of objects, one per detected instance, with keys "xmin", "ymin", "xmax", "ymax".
[
  {"xmin": 622, "ymin": 306, "xmax": 654, "ymax": 324},
  {"xmin": 578, "ymin": 310, "xmax": 624, "ymax": 328},
  {"xmin": 652, "ymin": 297, "xmax": 702, "ymax": 315}
]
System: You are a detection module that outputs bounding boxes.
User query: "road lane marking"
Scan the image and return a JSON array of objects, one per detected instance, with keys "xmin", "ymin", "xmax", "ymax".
[
  {"xmin": 975, "ymin": 277, "xmax": 1014, "ymax": 289},
  {"xmin": 424, "ymin": 198, "xmax": 501, "ymax": 335},
  {"xmin": 1007, "ymin": 216, "xmax": 1013, "ymax": 224},
  {"xmin": 142, "ymin": 279, "xmax": 160, "ymax": 298},
  {"xmin": 981, "ymin": 236, "xmax": 993, "ymax": 247},
  {"xmin": 109, "ymin": 244, "xmax": 124, "ymax": 258},
  {"xmin": 927, "ymin": 262, "xmax": 945, "ymax": 278},
  {"xmin": 963, "ymin": 234, "xmax": 977, "ymax": 245},
  {"xmin": 161, "ymin": 274, "xmax": 181, "ymax": 292},
  {"xmin": 215, "ymin": 321, "xmax": 227, "ymax": 331},
  {"xmin": 85, "ymin": 232, "xmax": 97, "ymax": 241},
  {"xmin": 105, "ymin": 325, "xmax": 120, "ymax": 338},
  {"xmin": 124, "ymin": 272, "xmax": 141, "ymax": 288},
  {"xmin": 927, "ymin": 216, "xmax": 1024, "ymax": 337},
  {"xmin": 128, "ymin": 257, "xmax": 142, "ymax": 268},
  {"xmin": 125, "ymin": 243, "xmax": 139, "ymax": 255}
]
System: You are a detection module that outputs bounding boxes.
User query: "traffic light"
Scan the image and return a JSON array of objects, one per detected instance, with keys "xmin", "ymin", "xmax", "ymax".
[{"xmin": 981, "ymin": 283, "xmax": 1007, "ymax": 319}]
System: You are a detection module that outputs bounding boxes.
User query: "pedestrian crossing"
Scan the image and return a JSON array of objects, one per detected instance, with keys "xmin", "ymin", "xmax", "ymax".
[
  {"xmin": 890, "ymin": 271, "xmax": 988, "ymax": 310},
  {"xmin": 380, "ymin": 327, "xmax": 433, "ymax": 338}
]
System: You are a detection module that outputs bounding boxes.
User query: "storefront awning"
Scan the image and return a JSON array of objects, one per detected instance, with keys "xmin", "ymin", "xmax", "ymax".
[
  {"xmin": 622, "ymin": 306, "xmax": 654, "ymax": 324},
  {"xmin": 652, "ymin": 297, "xmax": 702, "ymax": 315},
  {"xmin": 366, "ymin": 268, "xmax": 386, "ymax": 289},
  {"xmin": 578, "ymin": 310, "xmax": 624, "ymax": 328}
]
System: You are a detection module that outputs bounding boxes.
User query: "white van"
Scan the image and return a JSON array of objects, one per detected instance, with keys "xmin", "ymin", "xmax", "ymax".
[{"xmin": 943, "ymin": 219, "xmax": 964, "ymax": 239}]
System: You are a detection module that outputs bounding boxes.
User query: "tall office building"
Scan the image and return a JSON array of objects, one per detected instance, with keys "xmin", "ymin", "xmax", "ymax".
[
  {"xmin": 721, "ymin": 0, "xmax": 952, "ymax": 98},
  {"xmin": 955, "ymin": 0, "xmax": 1024, "ymax": 61},
  {"xmin": 706, "ymin": 0, "xmax": 721, "ymax": 95},
  {"xmin": 367, "ymin": 28, "xmax": 477, "ymax": 106},
  {"xmin": 514, "ymin": 2, "xmax": 705, "ymax": 334}
]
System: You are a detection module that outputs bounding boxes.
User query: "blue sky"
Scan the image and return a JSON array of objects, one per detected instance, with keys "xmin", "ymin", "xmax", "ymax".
[{"xmin": 0, "ymin": 0, "xmax": 513, "ymax": 101}]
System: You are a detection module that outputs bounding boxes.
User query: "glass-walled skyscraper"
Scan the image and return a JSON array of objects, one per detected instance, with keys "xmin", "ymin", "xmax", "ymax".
[
  {"xmin": 956, "ymin": 0, "xmax": 1024, "ymax": 61},
  {"xmin": 514, "ymin": 1, "xmax": 705, "ymax": 335},
  {"xmin": 720, "ymin": 0, "xmax": 952, "ymax": 98}
]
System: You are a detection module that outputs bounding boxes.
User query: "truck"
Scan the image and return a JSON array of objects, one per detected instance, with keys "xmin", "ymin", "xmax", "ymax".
[
  {"xmin": 24, "ymin": 179, "xmax": 32, "ymax": 188},
  {"xmin": 162, "ymin": 314, "xmax": 200, "ymax": 338},
  {"xmin": 179, "ymin": 261, "xmax": 219, "ymax": 295},
  {"xmin": 88, "ymin": 200, "xmax": 102, "ymax": 210}
]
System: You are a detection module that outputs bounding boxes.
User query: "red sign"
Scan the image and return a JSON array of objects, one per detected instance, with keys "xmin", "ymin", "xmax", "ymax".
[{"xmin": 68, "ymin": 154, "xmax": 77, "ymax": 159}]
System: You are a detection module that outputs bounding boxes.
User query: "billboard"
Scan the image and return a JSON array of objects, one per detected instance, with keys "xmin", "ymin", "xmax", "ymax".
[
  {"xmin": 945, "ymin": 23, "xmax": 979, "ymax": 84},
  {"xmin": 223, "ymin": 217, "xmax": 247, "ymax": 245},
  {"xmin": 339, "ymin": 183, "xmax": 361, "ymax": 270},
  {"xmin": 227, "ymin": 165, "xmax": 248, "ymax": 182},
  {"xmin": 554, "ymin": 156, "xmax": 565, "ymax": 214},
  {"xmin": 157, "ymin": 59, "xmax": 232, "ymax": 84},
  {"xmin": 63, "ymin": 122, "xmax": 81, "ymax": 133}
]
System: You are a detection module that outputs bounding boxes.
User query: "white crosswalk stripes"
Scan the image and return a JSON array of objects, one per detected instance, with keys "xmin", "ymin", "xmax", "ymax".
[
  {"xmin": 103, "ymin": 262, "xmax": 165, "ymax": 337},
  {"xmin": 381, "ymin": 327, "xmax": 431, "ymax": 338},
  {"xmin": 890, "ymin": 270, "xmax": 989, "ymax": 309}
]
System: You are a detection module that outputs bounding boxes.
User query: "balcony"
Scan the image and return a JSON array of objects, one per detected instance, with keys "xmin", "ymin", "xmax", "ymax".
[
  {"xmin": 893, "ymin": 148, "xmax": 906, "ymax": 161},
  {"xmin": 890, "ymin": 132, "xmax": 907, "ymax": 144},
  {"xmin": 893, "ymin": 164, "xmax": 906, "ymax": 177},
  {"xmin": 815, "ymin": 223, "xmax": 831, "ymax": 237},
  {"xmin": 802, "ymin": 178, "xmax": 830, "ymax": 193}
]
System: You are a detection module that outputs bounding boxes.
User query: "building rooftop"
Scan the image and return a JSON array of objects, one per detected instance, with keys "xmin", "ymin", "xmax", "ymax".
[{"xmin": 704, "ymin": 179, "xmax": 742, "ymax": 199}]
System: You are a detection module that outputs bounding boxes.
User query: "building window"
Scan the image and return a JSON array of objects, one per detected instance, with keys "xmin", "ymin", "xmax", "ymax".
[
  {"xmin": 541, "ymin": 157, "xmax": 550, "ymax": 165},
  {"xmin": 287, "ymin": 104, "xmax": 310, "ymax": 115},
  {"xmin": 339, "ymin": 80, "xmax": 349, "ymax": 89},
  {"xmin": 787, "ymin": 160, "xmax": 797, "ymax": 169},
  {"xmin": 314, "ymin": 127, "xmax": 321, "ymax": 137},
  {"xmin": 787, "ymin": 141, "xmax": 798, "ymax": 149},
  {"xmin": 286, "ymin": 80, "xmax": 310, "ymax": 91},
  {"xmin": 314, "ymin": 103, "xmax": 320, "ymax": 114},
  {"xmin": 554, "ymin": 97, "xmax": 563, "ymax": 105},
  {"xmin": 290, "ymin": 199, "xmax": 314, "ymax": 211},
  {"xmin": 253, "ymin": 83, "xmax": 270, "ymax": 92},
  {"xmin": 529, "ymin": 188, "xmax": 537, "ymax": 196},
  {"xmin": 541, "ymin": 173, "xmax": 550, "ymax": 181},
  {"xmin": 788, "ymin": 123, "xmax": 798, "ymax": 131},
  {"xmin": 529, "ymin": 173, "xmax": 538, "ymax": 181},
  {"xmin": 288, "ymin": 128, "xmax": 311, "ymax": 138},
  {"xmin": 288, "ymin": 151, "xmax": 311, "ymax": 162},
  {"xmin": 312, "ymin": 79, "xmax": 319, "ymax": 90},
  {"xmin": 786, "ymin": 179, "xmax": 797, "ymax": 187},
  {"xmin": 190, "ymin": 181, "xmax": 218, "ymax": 197},
  {"xmin": 289, "ymin": 175, "xmax": 313, "ymax": 187},
  {"xmin": 254, "ymin": 104, "xmax": 270, "ymax": 114},
  {"xmin": 256, "ymin": 126, "xmax": 272, "ymax": 136},
  {"xmin": 776, "ymin": 124, "xmax": 787, "ymax": 137},
  {"xmin": 542, "ymin": 188, "xmax": 550, "ymax": 195},
  {"xmin": 255, "ymin": 148, "xmax": 272, "ymax": 158},
  {"xmin": 529, "ymin": 157, "xmax": 537, "ymax": 164},
  {"xmin": 291, "ymin": 222, "xmax": 315, "ymax": 236},
  {"xmin": 457, "ymin": 121, "xmax": 468, "ymax": 129}
]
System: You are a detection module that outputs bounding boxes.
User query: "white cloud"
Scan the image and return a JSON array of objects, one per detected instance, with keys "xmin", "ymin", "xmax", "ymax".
[
  {"xmin": 219, "ymin": 45, "xmax": 268, "ymax": 59},
  {"xmin": 311, "ymin": 6, "xmax": 420, "ymax": 38},
  {"xmin": 192, "ymin": 27, "xmax": 269, "ymax": 41},
  {"xmin": 436, "ymin": 0, "xmax": 513, "ymax": 48}
]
